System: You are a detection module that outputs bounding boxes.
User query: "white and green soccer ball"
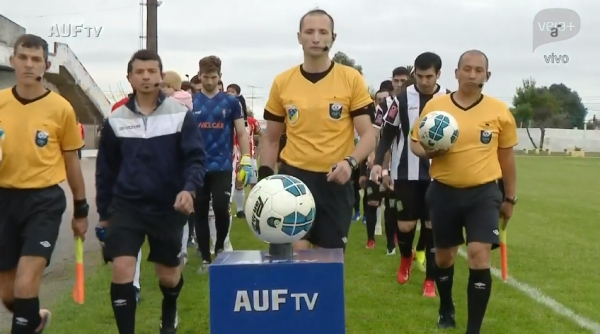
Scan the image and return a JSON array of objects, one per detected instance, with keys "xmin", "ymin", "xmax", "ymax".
[{"xmin": 418, "ymin": 111, "xmax": 459, "ymax": 151}]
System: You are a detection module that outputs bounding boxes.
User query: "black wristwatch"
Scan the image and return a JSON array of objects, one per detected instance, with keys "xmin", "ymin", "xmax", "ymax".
[
  {"xmin": 344, "ymin": 156, "xmax": 358, "ymax": 171},
  {"xmin": 504, "ymin": 196, "xmax": 518, "ymax": 205},
  {"xmin": 73, "ymin": 199, "xmax": 89, "ymax": 218}
]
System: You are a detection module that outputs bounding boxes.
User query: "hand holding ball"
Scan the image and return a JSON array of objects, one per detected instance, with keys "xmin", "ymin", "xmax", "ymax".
[{"xmin": 418, "ymin": 111, "xmax": 459, "ymax": 151}]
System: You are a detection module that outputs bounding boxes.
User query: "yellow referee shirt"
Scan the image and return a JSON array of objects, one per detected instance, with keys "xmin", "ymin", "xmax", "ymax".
[
  {"xmin": 0, "ymin": 87, "xmax": 84, "ymax": 189},
  {"xmin": 410, "ymin": 93, "xmax": 517, "ymax": 188},
  {"xmin": 264, "ymin": 63, "xmax": 373, "ymax": 173}
]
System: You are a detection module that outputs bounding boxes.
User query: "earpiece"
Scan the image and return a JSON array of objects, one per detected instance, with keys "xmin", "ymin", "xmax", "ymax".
[
  {"xmin": 35, "ymin": 76, "xmax": 42, "ymax": 81},
  {"xmin": 154, "ymin": 83, "xmax": 160, "ymax": 87}
]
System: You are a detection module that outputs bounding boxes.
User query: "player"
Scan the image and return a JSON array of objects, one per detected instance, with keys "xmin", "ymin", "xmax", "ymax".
[
  {"xmin": 409, "ymin": 50, "xmax": 517, "ymax": 331},
  {"xmin": 192, "ymin": 56, "xmax": 252, "ymax": 272},
  {"xmin": 373, "ymin": 52, "xmax": 450, "ymax": 297},
  {"xmin": 260, "ymin": 9, "xmax": 377, "ymax": 250},
  {"xmin": 96, "ymin": 49, "xmax": 205, "ymax": 333},
  {"xmin": 391, "ymin": 66, "xmax": 411, "ymax": 95},
  {"xmin": 0, "ymin": 34, "xmax": 88, "ymax": 333}
]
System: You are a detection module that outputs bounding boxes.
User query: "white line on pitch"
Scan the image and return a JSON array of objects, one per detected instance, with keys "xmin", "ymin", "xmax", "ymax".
[{"xmin": 457, "ymin": 249, "xmax": 600, "ymax": 333}]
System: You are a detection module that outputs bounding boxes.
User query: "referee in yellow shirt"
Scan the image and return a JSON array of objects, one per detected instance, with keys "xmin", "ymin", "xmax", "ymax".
[
  {"xmin": 410, "ymin": 50, "xmax": 517, "ymax": 333},
  {"xmin": 260, "ymin": 9, "xmax": 377, "ymax": 250},
  {"xmin": 0, "ymin": 34, "xmax": 88, "ymax": 333}
]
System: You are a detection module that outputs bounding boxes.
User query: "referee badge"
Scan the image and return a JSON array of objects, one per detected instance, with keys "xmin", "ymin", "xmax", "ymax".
[
  {"xmin": 35, "ymin": 131, "xmax": 49, "ymax": 147},
  {"xmin": 285, "ymin": 105, "xmax": 299, "ymax": 125},
  {"xmin": 329, "ymin": 103, "xmax": 343, "ymax": 120},
  {"xmin": 480, "ymin": 130, "xmax": 492, "ymax": 144}
]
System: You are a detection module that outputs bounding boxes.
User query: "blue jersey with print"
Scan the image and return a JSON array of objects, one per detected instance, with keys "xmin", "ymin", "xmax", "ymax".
[{"xmin": 192, "ymin": 92, "xmax": 243, "ymax": 171}]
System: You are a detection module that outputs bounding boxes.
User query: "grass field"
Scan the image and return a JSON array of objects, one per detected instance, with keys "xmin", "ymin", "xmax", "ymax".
[{"xmin": 45, "ymin": 156, "xmax": 600, "ymax": 334}]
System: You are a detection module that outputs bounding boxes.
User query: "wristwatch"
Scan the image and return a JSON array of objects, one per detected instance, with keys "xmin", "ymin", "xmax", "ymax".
[
  {"xmin": 504, "ymin": 196, "xmax": 518, "ymax": 205},
  {"xmin": 73, "ymin": 199, "xmax": 89, "ymax": 218},
  {"xmin": 344, "ymin": 156, "xmax": 358, "ymax": 170}
]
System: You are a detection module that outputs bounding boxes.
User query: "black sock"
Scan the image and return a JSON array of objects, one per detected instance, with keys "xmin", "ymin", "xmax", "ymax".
[
  {"xmin": 213, "ymin": 199, "xmax": 231, "ymax": 252},
  {"xmin": 416, "ymin": 222, "xmax": 426, "ymax": 251},
  {"xmin": 384, "ymin": 205, "xmax": 397, "ymax": 251},
  {"xmin": 365, "ymin": 205, "xmax": 377, "ymax": 241},
  {"xmin": 160, "ymin": 276, "xmax": 184, "ymax": 324},
  {"xmin": 397, "ymin": 227, "xmax": 416, "ymax": 258},
  {"xmin": 422, "ymin": 228, "xmax": 436, "ymax": 280},
  {"xmin": 110, "ymin": 282, "xmax": 137, "ymax": 334},
  {"xmin": 11, "ymin": 298, "xmax": 40, "ymax": 334},
  {"xmin": 467, "ymin": 268, "xmax": 492, "ymax": 334},
  {"xmin": 435, "ymin": 264, "xmax": 455, "ymax": 313}
]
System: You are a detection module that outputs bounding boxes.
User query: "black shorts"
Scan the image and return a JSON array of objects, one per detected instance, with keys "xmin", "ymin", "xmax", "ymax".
[
  {"xmin": 427, "ymin": 180, "xmax": 502, "ymax": 249},
  {"xmin": 104, "ymin": 200, "xmax": 187, "ymax": 267},
  {"xmin": 365, "ymin": 180, "xmax": 384, "ymax": 203},
  {"xmin": 0, "ymin": 185, "xmax": 66, "ymax": 270},
  {"xmin": 279, "ymin": 163, "xmax": 353, "ymax": 249},
  {"xmin": 394, "ymin": 180, "xmax": 430, "ymax": 221}
]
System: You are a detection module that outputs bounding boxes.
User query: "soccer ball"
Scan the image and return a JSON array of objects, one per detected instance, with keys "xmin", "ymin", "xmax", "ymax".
[
  {"xmin": 244, "ymin": 175, "xmax": 316, "ymax": 244},
  {"xmin": 418, "ymin": 111, "xmax": 459, "ymax": 150}
]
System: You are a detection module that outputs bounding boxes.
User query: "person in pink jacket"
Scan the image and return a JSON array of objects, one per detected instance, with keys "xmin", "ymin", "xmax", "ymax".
[{"xmin": 161, "ymin": 71, "xmax": 193, "ymax": 110}]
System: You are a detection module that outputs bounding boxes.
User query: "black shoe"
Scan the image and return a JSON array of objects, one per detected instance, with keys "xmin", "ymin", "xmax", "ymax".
[
  {"xmin": 236, "ymin": 211, "xmax": 245, "ymax": 218},
  {"xmin": 160, "ymin": 312, "xmax": 178, "ymax": 333},
  {"xmin": 437, "ymin": 311, "xmax": 456, "ymax": 329}
]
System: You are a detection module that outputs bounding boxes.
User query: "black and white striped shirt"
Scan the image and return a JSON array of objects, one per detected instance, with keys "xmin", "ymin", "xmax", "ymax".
[{"xmin": 375, "ymin": 84, "xmax": 449, "ymax": 181}]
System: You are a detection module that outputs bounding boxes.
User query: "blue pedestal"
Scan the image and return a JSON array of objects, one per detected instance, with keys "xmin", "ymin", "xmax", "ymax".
[{"xmin": 209, "ymin": 249, "xmax": 345, "ymax": 334}]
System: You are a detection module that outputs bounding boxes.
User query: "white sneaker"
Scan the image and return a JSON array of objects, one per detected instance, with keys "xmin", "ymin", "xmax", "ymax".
[
  {"xmin": 386, "ymin": 248, "xmax": 396, "ymax": 256},
  {"xmin": 374, "ymin": 226, "xmax": 382, "ymax": 236},
  {"xmin": 224, "ymin": 239, "xmax": 233, "ymax": 251}
]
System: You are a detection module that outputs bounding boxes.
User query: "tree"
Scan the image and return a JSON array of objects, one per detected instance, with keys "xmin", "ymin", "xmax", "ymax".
[
  {"xmin": 547, "ymin": 83, "xmax": 588, "ymax": 129},
  {"xmin": 332, "ymin": 51, "xmax": 363, "ymax": 74},
  {"xmin": 368, "ymin": 86, "xmax": 377, "ymax": 99},
  {"xmin": 404, "ymin": 65, "xmax": 414, "ymax": 77},
  {"xmin": 511, "ymin": 78, "xmax": 560, "ymax": 149}
]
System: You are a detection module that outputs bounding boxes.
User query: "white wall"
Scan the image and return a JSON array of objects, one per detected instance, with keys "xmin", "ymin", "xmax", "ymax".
[{"xmin": 515, "ymin": 128, "xmax": 600, "ymax": 152}]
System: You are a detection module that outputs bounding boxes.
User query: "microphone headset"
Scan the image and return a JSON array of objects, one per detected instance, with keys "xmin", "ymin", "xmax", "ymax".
[
  {"xmin": 477, "ymin": 71, "xmax": 491, "ymax": 88},
  {"xmin": 154, "ymin": 83, "xmax": 160, "ymax": 87},
  {"xmin": 35, "ymin": 76, "xmax": 42, "ymax": 81},
  {"xmin": 323, "ymin": 33, "xmax": 336, "ymax": 52}
]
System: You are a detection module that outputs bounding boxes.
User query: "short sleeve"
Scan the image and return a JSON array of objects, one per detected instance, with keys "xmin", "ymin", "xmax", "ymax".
[
  {"xmin": 499, "ymin": 107, "xmax": 518, "ymax": 148},
  {"xmin": 350, "ymin": 73, "xmax": 373, "ymax": 111},
  {"xmin": 410, "ymin": 99, "xmax": 435, "ymax": 142},
  {"xmin": 264, "ymin": 78, "xmax": 285, "ymax": 117},
  {"xmin": 61, "ymin": 106, "xmax": 84, "ymax": 151},
  {"xmin": 231, "ymin": 98, "xmax": 243, "ymax": 120}
]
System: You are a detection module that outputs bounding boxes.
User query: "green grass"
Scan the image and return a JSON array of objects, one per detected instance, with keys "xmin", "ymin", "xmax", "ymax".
[{"xmin": 46, "ymin": 156, "xmax": 600, "ymax": 334}]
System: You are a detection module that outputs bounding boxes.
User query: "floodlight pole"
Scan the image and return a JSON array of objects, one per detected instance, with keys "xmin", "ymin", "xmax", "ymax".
[{"xmin": 268, "ymin": 243, "xmax": 294, "ymax": 258}]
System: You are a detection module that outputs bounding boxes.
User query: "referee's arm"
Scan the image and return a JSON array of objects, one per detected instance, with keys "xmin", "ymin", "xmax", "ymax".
[
  {"xmin": 62, "ymin": 106, "xmax": 86, "ymax": 201},
  {"xmin": 350, "ymin": 76, "xmax": 377, "ymax": 163},
  {"xmin": 261, "ymin": 78, "xmax": 286, "ymax": 177},
  {"xmin": 95, "ymin": 120, "xmax": 121, "ymax": 221},
  {"xmin": 497, "ymin": 107, "xmax": 518, "ymax": 199}
]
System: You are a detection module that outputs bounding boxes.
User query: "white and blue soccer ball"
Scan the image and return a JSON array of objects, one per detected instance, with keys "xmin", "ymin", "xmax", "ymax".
[
  {"xmin": 418, "ymin": 111, "xmax": 459, "ymax": 151},
  {"xmin": 244, "ymin": 175, "xmax": 316, "ymax": 244}
]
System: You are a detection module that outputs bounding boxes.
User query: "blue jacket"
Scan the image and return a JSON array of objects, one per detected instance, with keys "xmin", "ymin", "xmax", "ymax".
[{"xmin": 96, "ymin": 93, "xmax": 205, "ymax": 220}]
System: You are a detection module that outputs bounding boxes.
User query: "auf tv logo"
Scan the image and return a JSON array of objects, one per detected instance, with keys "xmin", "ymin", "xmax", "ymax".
[{"xmin": 49, "ymin": 24, "xmax": 103, "ymax": 38}]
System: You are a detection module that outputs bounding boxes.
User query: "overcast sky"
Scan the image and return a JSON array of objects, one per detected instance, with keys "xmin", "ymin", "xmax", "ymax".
[{"xmin": 4, "ymin": 0, "xmax": 598, "ymax": 119}]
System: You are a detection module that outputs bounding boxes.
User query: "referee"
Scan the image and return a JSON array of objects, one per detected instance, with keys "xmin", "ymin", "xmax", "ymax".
[
  {"xmin": 0, "ymin": 34, "xmax": 88, "ymax": 333},
  {"xmin": 260, "ymin": 9, "xmax": 377, "ymax": 250},
  {"xmin": 409, "ymin": 50, "xmax": 517, "ymax": 333}
]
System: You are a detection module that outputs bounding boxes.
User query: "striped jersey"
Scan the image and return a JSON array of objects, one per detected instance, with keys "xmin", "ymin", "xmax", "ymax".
[{"xmin": 381, "ymin": 84, "xmax": 449, "ymax": 181}]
